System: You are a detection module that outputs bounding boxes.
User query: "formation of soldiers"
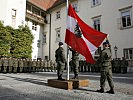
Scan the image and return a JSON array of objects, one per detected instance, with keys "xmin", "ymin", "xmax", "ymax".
[
  {"xmin": 0, "ymin": 57, "xmax": 56, "ymax": 73},
  {"xmin": 0, "ymin": 57, "xmax": 128, "ymax": 74},
  {"xmin": 73, "ymin": 58, "xmax": 128, "ymax": 74}
]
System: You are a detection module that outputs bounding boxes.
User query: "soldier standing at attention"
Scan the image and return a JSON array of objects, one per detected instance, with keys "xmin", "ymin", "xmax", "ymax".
[
  {"xmin": 96, "ymin": 42, "xmax": 115, "ymax": 94},
  {"xmin": 69, "ymin": 48, "xmax": 79, "ymax": 79},
  {"xmin": 55, "ymin": 42, "xmax": 66, "ymax": 80}
]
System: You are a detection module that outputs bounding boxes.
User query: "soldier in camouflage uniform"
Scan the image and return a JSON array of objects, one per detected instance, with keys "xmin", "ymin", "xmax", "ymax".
[
  {"xmin": 55, "ymin": 42, "xmax": 66, "ymax": 80},
  {"xmin": 13, "ymin": 58, "xmax": 18, "ymax": 73},
  {"xmin": 96, "ymin": 42, "xmax": 115, "ymax": 94},
  {"xmin": 36, "ymin": 59, "xmax": 41, "ymax": 72},
  {"xmin": 69, "ymin": 48, "xmax": 79, "ymax": 79},
  {"xmin": 18, "ymin": 59, "xmax": 24, "ymax": 73},
  {"xmin": 3, "ymin": 57, "xmax": 9, "ymax": 73},
  {"xmin": 50, "ymin": 60, "xmax": 54, "ymax": 72},
  {"xmin": 47, "ymin": 60, "xmax": 51, "ymax": 72},
  {"xmin": 40, "ymin": 59, "xmax": 44, "ymax": 72},
  {"xmin": 0, "ymin": 57, "xmax": 2, "ymax": 72},
  {"xmin": 32, "ymin": 59, "xmax": 37, "ymax": 72},
  {"xmin": 8, "ymin": 57, "xmax": 13, "ymax": 73},
  {"xmin": 121, "ymin": 57, "xmax": 128, "ymax": 74}
]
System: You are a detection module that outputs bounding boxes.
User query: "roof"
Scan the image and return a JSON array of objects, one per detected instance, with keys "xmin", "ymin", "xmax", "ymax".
[{"xmin": 27, "ymin": 0, "xmax": 58, "ymax": 11}]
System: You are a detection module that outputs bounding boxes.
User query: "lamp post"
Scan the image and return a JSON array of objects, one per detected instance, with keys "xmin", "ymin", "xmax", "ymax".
[{"xmin": 114, "ymin": 46, "xmax": 118, "ymax": 59}]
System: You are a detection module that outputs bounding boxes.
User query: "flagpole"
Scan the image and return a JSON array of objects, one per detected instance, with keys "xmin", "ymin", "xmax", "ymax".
[{"xmin": 66, "ymin": 0, "xmax": 69, "ymax": 80}]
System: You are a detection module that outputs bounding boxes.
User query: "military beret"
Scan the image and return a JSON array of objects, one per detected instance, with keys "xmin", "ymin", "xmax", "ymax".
[
  {"xmin": 103, "ymin": 42, "xmax": 109, "ymax": 45},
  {"xmin": 59, "ymin": 42, "xmax": 63, "ymax": 45}
]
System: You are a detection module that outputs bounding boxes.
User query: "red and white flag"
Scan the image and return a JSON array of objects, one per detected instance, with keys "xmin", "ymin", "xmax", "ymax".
[{"xmin": 65, "ymin": 4, "xmax": 107, "ymax": 63}]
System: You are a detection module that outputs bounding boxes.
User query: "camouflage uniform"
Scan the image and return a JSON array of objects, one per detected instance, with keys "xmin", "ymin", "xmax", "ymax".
[
  {"xmin": 70, "ymin": 48, "xmax": 79, "ymax": 79},
  {"xmin": 50, "ymin": 60, "xmax": 54, "ymax": 72},
  {"xmin": 47, "ymin": 60, "xmax": 51, "ymax": 72},
  {"xmin": 3, "ymin": 58, "xmax": 9, "ymax": 73},
  {"xmin": 32, "ymin": 59, "xmax": 37, "ymax": 72},
  {"xmin": 40, "ymin": 60, "xmax": 44, "ymax": 72},
  {"xmin": 121, "ymin": 57, "xmax": 128, "ymax": 74},
  {"xmin": 18, "ymin": 59, "xmax": 24, "ymax": 73},
  {"xmin": 0, "ymin": 58, "xmax": 2, "ymax": 72},
  {"xmin": 8, "ymin": 58, "xmax": 13, "ymax": 73},
  {"xmin": 55, "ymin": 44, "xmax": 66, "ymax": 80},
  {"xmin": 97, "ymin": 43, "xmax": 114, "ymax": 93},
  {"xmin": 13, "ymin": 58, "xmax": 18, "ymax": 73},
  {"xmin": 36, "ymin": 60, "xmax": 41, "ymax": 72}
]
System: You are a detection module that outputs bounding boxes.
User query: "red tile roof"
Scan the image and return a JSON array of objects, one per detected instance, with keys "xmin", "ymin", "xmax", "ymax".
[{"xmin": 27, "ymin": 0, "xmax": 58, "ymax": 11}]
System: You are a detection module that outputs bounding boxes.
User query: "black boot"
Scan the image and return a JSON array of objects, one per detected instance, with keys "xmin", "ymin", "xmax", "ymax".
[
  {"xmin": 96, "ymin": 88, "xmax": 104, "ymax": 93},
  {"xmin": 106, "ymin": 89, "xmax": 115, "ymax": 94},
  {"xmin": 72, "ymin": 74, "xmax": 79, "ymax": 79}
]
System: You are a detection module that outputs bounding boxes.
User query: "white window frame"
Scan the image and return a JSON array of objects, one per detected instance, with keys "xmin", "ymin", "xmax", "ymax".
[
  {"xmin": 42, "ymin": 32, "xmax": 47, "ymax": 44},
  {"xmin": 12, "ymin": 9, "xmax": 17, "ymax": 17},
  {"xmin": 91, "ymin": 0, "xmax": 101, "ymax": 7},
  {"xmin": 124, "ymin": 48, "xmax": 133, "ymax": 60},
  {"xmin": 119, "ymin": 6, "xmax": 133, "ymax": 29},
  {"xmin": 32, "ymin": 21, "xmax": 37, "ymax": 31},
  {"xmin": 55, "ymin": 27, "xmax": 61, "ymax": 42},
  {"xmin": 92, "ymin": 16, "xmax": 101, "ymax": 31},
  {"xmin": 37, "ymin": 40, "xmax": 41, "ymax": 48},
  {"xmin": 56, "ymin": 10, "xmax": 61, "ymax": 19}
]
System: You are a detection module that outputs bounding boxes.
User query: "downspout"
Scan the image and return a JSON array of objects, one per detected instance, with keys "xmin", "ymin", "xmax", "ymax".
[{"xmin": 49, "ymin": 13, "xmax": 51, "ymax": 60}]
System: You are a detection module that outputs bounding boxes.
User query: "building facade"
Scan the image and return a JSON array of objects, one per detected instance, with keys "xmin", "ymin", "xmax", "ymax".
[{"xmin": 0, "ymin": 0, "xmax": 133, "ymax": 67}]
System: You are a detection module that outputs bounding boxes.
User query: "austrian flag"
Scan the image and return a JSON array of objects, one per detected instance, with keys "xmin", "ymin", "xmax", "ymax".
[{"xmin": 65, "ymin": 4, "xmax": 107, "ymax": 63}]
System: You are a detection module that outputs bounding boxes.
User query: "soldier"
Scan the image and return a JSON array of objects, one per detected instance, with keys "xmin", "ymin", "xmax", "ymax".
[
  {"xmin": 0, "ymin": 57, "xmax": 2, "ymax": 72},
  {"xmin": 47, "ymin": 60, "xmax": 51, "ymax": 72},
  {"xmin": 69, "ymin": 47, "xmax": 79, "ymax": 79},
  {"xmin": 32, "ymin": 59, "xmax": 37, "ymax": 72},
  {"xmin": 40, "ymin": 59, "xmax": 44, "ymax": 72},
  {"xmin": 3, "ymin": 57, "xmax": 9, "ymax": 73},
  {"xmin": 96, "ymin": 42, "xmax": 115, "ymax": 94},
  {"xmin": 23, "ymin": 59, "xmax": 28, "ymax": 72},
  {"xmin": 50, "ymin": 60, "xmax": 54, "ymax": 72},
  {"xmin": 121, "ymin": 57, "xmax": 128, "ymax": 74},
  {"xmin": 28, "ymin": 59, "xmax": 32, "ymax": 72},
  {"xmin": 55, "ymin": 42, "xmax": 66, "ymax": 80},
  {"xmin": 13, "ymin": 58, "xmax": 18, "ymax": 73},
  {"xmin": 53, "ymin": 61, "xmax": 57, "ymax": 72},
  {"xmin": 36, "ymin": 59, "xmax": 41, "ymax": 72},
  {"xmin": 79, "ymin": 59, "xmax": 84, "ymax": 72},
  {"xmin": 18, "ymin": 59, "xmax": 24, "ymax": 73},
  {"xmin": 8, "ymin": 57, "xmax": 13, "ymax": 73},
  {"xmin": 43, "ymin": 59, "xmax": 47, "ymax": 72}
]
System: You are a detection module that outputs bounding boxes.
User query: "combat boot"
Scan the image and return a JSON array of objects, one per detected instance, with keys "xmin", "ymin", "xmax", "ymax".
[
  {"xmin": 72, "ymin": 74, "xmax": 79, "ymax": 79},
  {"xmin": 106, "ymin": 89, "xmax": 115, "ymax": 94},
  {"xmin": 96, "ymin": 88, "xmax": 104, "ymax": 93}
]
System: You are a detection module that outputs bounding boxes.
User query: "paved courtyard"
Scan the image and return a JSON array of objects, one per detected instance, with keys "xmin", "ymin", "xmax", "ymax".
[{"xmin": 0, "ymin": 72, "xmax": 133, "ymax": 100}]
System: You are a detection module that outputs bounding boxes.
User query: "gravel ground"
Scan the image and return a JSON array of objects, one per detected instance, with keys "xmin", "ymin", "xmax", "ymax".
[{"xmin": 0, "ymin": 72, "xmax": 133, "ymax": 100}]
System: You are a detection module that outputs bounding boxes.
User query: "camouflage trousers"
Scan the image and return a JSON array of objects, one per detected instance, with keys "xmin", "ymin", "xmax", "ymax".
[
  {"xmin": 56, "ymin": 61, "xmax": 65, "ymax": 79},
  {"xmin": 72, "ymin": 60, "xmax": 79, "ymax": 76},
  {"xmin": 100, "ymin": 66, "xmax": 114, "ymax": 89}
]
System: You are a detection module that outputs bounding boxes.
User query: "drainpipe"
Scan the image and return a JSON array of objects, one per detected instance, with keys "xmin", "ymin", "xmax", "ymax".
[{"xmin": 49, "ymin": 13, "xmax": 51, "ymax": 60}]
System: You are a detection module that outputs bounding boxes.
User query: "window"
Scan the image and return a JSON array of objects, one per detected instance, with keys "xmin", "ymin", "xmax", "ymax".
[
  {"xmin": 37, "ymin": 40, "xmax": 41, "ymax": 48},
  {"xmin": 92, "ymin": 16, "xmax": 101, "ymax": 31},
  {"xmin": 56, "ymin": 11, "xmax": 60, "ymax": 19},
  {"xmin": 118, "ymin": 6, "xmax": 133, "ymax": 29},
  {"xmin": 42, "ymin": 33, "xmax": 47, "ymax": 44},
  {"xmin": 12, "ymin": 9, "xmax": 16, "ymax": 17},
  {"xmin": 32, "ymin": 7, "xmax": 40, "ymax": 16},
  {"xmin": 121, "ymin": 10, "xmax": 132, "ymax": 28},
  {"xmin": 124, "ymin": 48, "xmax": 133, "ymax": 60},
  {"xmin": 32, "ymin": 21, "xmax": 37, "ymax": 31},
  {"xmin": 72, "ymin": 3, "xmax": 79, "ymax": 12},
  {"xmin": 55, "ymin": 27, "xmax": 61, "ymax": 42},
  {"xmin": 26, "ymin": 4, "xmax": 31, "ymax": 12},
  {"xmin": 92, "ymin": 0, "xmax": 101, "ymax": 7}
]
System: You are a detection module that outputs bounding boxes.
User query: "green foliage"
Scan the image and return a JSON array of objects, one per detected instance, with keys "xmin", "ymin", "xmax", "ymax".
[{"xmin": 0, "ymin": 21, "xmax": 33, "ymax": 58}]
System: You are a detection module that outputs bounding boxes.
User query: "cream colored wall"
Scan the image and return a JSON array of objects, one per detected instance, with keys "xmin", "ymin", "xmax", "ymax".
[
  {"xmin": 47, "ymin": 0, "xmax": 133, "ymax": 61},
  {"xmin": 0, "ymin": 0, "xmax": 26, "ymax": 28}
]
